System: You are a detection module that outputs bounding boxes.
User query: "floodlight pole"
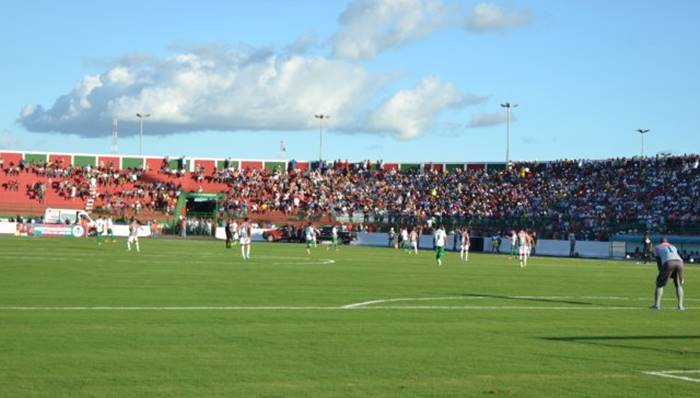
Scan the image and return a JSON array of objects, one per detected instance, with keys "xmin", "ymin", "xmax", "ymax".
[
  {"xmin": 500, "ymin": 102, "xmax": 518, "ymax": 164},
  {"xmin": 636, "ymin": 128, "xmax": 650, "ymax": 157},
  {"xmin": 136, "ymin": 113, "xmax": 151, "ymax": 156},
  {"xmin": 314, "ymin": 114, "xmax": 330, "ymax": 162}
]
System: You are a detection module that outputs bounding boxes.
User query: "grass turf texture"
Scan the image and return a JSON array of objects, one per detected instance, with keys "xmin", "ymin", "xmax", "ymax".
[{"xmin": 0, "ymin": 237, "xmax": 698, "ymax": 397}]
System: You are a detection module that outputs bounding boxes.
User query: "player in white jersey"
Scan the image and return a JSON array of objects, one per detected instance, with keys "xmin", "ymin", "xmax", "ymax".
[
  {"xmin": 106, "ymin": 217, "xmax": 115, "ymax": 242},
  {"xmin": 460, "ymin": 228, "xmax": 470, "ymax": 261},
  {"xmin": 231, "ymin": 220, "xmax": 239, "ymax": 244},
  {"xmin": 238, "ymin": 217, "xmax": 252, "ymax": 260},
  {"xmin": 517, "ymin": 229, "xmax": 530, "ymax": 268},
  {"xmin": 327, "ymin": 225, "xmax": 339, "ymax": 252},
  {"xmin": 95, "ymin": 216, "xmax": 105, "ymax": 246},
  {"xmin": 400, "ymin": 228, "xmax": 409, "ymax": 251},
  {"xmin": 409, "ymin": 228, "xmax": 419, "ymax": 255},
  {"xmin": 304, "ymin": 223, "xmax": 315, "ymax": 255},
  {"xmin": 434, "ymin": 224, "xmax": 447, "ymax": 266},
  {"xmin": 650, "ymin": 237, "xmax": 685, "ymax": 310},
  {"xmin": 127, "ymin": 218, "xmax": 141, "ymax": 253}
]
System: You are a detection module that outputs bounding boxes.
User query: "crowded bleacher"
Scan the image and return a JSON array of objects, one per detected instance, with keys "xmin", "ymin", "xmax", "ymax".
[{"xmin": 2, "ymin": 153, "xmax": 699, "ymax": 240}]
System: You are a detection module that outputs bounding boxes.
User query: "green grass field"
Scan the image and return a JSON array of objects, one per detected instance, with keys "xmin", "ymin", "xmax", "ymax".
[{"xmin": 0, "ymin": 236, "xmax": 698, "ymax": 397}]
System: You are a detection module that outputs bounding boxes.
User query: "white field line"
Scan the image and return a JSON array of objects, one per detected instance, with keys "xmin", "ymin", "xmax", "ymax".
[
  {"xmin": 641, "ymin": 370, "xmax": 700, "ymax": 383},
  {"xmin": 341, "ymin": 295, "xmax": 699, "ymax": 309}
]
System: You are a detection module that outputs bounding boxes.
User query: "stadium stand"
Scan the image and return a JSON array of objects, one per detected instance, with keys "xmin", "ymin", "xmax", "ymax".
[{"xmin": 1, "ymin": 151, "xmax": 699, "ymax": 240}]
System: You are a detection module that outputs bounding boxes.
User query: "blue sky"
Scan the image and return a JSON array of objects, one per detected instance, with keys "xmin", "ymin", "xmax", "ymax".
[{"xmin": 1, "ymin": 0, "xmax": 698, "ymax": 162}]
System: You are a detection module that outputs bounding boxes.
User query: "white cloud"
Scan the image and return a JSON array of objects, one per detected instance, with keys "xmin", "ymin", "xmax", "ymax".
[
  {"xmin": 332, "ymin": 0, "xmax": 449, "ymax": 60},
  {"xmin": 467, "ymin": 110, "xmax": 513, "ymax": 128},
  {"xmin": 19, "ymin": 47, "xmax": 385, "ymax": 137},
  {"xmin": 466, "ymin": 3, "xmax": 532, "ymax": 33},
  {"xmin": 369, "ymin": 77, "xmax": 479, "ymax": 139}
]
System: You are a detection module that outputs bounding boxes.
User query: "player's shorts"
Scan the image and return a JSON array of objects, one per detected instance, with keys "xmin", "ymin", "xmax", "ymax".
[
  {"xmin": 411, "ymin": 242, "xmax": 418, "ymax": 249},
  {"xmin": 306, "ymin": 240, "xmax": 313, "ymax": 249},
  {"xmin": 435, "ymin": 246, "xmax": 445, "ymax": 260},
  {"xmin": 128, "ymin": 236, "xmax": 139, "ymax": 244},
  {"xmin": 656, "ymin": 260, "xmax": 684, "ymax": 288},
  {"xmin": 461, "ymin": 244, "xmax": 470, "ymax": 251},
  {"xmin": 332, "ymin": 237, "xmax": 338, "ymax": 245},
  {"xmin": 239, "ymin": 237, "xmax": 251, "ymax": 245},
  {"xmin": 518, "ymin": 246, "xmax": 529, "ymax": 256}
]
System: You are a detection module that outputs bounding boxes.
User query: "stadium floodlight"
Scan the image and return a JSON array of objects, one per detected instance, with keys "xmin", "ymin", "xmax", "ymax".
[
  {"xmin": 314, "ymin": 114, "xmax": 330, "ymax": 163},
  {"xmin": 636, "ymin": 128, "xmax": 650, "ymax": 157},
  {"xmin": 500, "ymin": 102, "xmax": 518, "ymax": 164},
  {"xmin": 136, "ymin": 113, "xmax": 151, "ymax": 156}
]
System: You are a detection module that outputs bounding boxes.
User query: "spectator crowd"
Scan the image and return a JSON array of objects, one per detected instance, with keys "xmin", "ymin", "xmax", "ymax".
[{"xmin": 2, "ymin": 154, "xmax": 699, "ymax": 240}]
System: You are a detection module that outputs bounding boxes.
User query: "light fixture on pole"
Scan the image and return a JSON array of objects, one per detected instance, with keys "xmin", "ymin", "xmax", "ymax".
[
  {"xmin": 500, "ymin": 102, "xmax": 518, "ymax": 164},
  {"xmin": 111, "ymin": 118, "xmax": 119, "ymax": 154},
  {"xmin": 136, "ymin": 113, "xmax": 150, "ymax": 156},
  {"xmin": 314, "ymin": 114, "xmax": 330, "ymax": 163},
  {"xmin": 636, "ymin": 128, "xmax": 650, "ymax": 157}
]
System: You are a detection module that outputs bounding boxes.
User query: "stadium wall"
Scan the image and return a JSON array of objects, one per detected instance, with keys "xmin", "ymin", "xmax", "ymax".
[
  {"xmin": 356, "ymin": 232, "xmax": 621, "ymax": 259},
  {"xmin": 1, "ymin": 150, "xmax": 520, "ymax": 174}
]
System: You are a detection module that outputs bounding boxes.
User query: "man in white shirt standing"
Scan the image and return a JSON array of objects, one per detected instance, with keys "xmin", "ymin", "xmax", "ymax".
[
  {"xmin": 460, "ymin": 228, "xmax": 470, "ymax": 262},
  {"xmin": 434, "ymin": 224, "xmax": 447, "ymax": 267},
  {"xmin": 238, "ymin": 217, "xmax": 252, "ymax": 260},
  {"xmin": 95, "ymin": 216, "xmax": 105, "ymax": 246}
]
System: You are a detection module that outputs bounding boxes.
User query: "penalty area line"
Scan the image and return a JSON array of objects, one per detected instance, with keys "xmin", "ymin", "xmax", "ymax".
[{"xmin": 641, "ymin": 370, "xmax": 700, "ymax": 383}]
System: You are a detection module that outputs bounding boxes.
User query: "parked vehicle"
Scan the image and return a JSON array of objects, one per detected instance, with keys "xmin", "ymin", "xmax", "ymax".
[{"xmin": 317, "ymin": 226, "xmax": 356, "ymax": 244}]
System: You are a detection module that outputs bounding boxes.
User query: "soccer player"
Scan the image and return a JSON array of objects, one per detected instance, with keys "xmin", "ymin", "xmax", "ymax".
[
  {"xmin": 434, "ymin": 224, "xmax": 447, "ymax": 266},
  {"xmin": 127, "ymin": 218, "xmax": 141, "ymax": 253},
  {"xmin": 409, "ymin": 228, "xmax": 419, "ymax": 255},
  {"xmin": 304, "ymin": 223, "xmax": 315, "ymax": 255},
  {"xmin": 460, "ymin": 228, "xmax": 470, "ymax": 262},
  {"xmin": 238, "ymin": 217, "xmax": 252, "ymax": 260},
  {"xmin": 509, "ymin": 230, "xmax": 518, "ymax": 259},
  {"xmin": 312, "ymin": 225, "xmax": 319, "ymax": 248},
  {"xmin": 400, "ymin": 228, "xmax": 409, "ymax": 251},
  {"xmin": 95, "ymin": 215, "xmax": 105, "ymax": 246},
  {"xmin": 106, "ymin": 216, "xmax": 115, "ymax": 242},
  {"xmin": 326, "ymin": 224, "xmax": 339, "ymax": 252},
  {"xmin": 231, "ymin": 219, "xmax": 239, "ymax": 246},
  {"xmin": 650, "ymin": 237, "xmax": 685, "ymax": 311},
  {"xmin": 517, "ymin": 229, "xmax": 530, "ymax": 269},
  {"xmin": 225, "ymin": 218, "xmax": 233, "ymax": 249}
]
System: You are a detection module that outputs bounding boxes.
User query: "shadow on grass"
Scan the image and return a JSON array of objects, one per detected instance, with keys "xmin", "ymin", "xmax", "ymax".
[
  {"xmin": 542, "ymin": 335, "xmax": 700, "ymax": 356},
  {"xmin": 460, "ymin": 293, "xmax": 595, "ymax": 306}
]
